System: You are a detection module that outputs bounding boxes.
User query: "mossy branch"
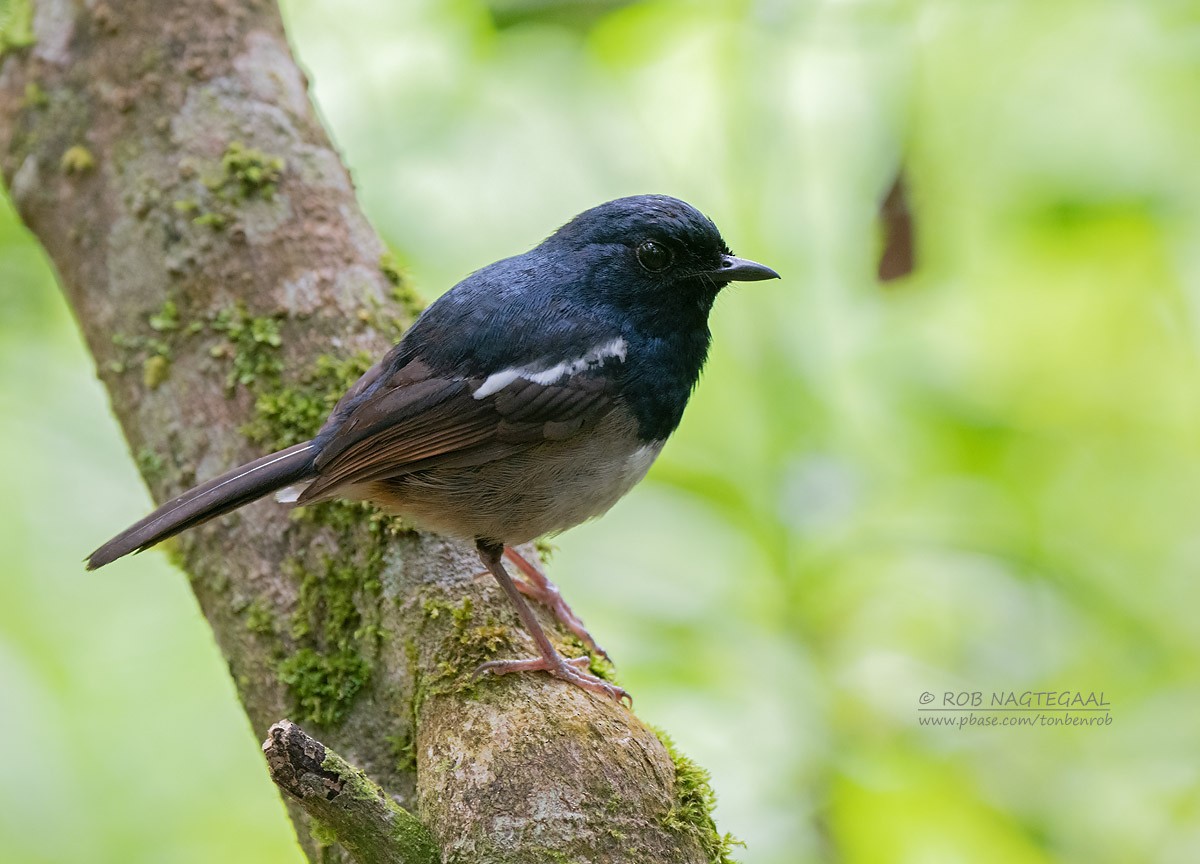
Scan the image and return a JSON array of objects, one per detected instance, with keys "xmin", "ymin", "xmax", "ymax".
[
  {"xmin": 0, "ymin": 0, "xmax": 734, "ymax": 861},
  {"xmin": 263, "ymin": 721, "xmax": 439, "ymax": 864}
]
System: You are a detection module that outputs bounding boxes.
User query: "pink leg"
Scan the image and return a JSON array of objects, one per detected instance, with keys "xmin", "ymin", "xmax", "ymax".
[
  {"xmin": 504, "ymin": 546, "xmax": 608, "ymax": 660},
  {"xmin": 475, "ymin": 541, "xmax": 628, "ymax": 704}
]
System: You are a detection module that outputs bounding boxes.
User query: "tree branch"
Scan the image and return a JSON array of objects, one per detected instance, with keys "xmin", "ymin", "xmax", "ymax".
[
  {"xmin": 0, "ymin": 1, "xmax": 730, "ymax": 861},
  {"xmin": 264, "ymin": 720, "xmax": 439, "ymax": 864}
]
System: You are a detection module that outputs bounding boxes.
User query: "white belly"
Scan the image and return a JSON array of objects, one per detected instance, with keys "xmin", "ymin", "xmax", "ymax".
[{"xmin": 376, "ymin": 411, "xmax": 664, "ymax": 545}]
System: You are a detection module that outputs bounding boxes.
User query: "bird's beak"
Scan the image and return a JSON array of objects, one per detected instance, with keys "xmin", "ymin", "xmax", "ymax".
[{"xmin": 707, "ymin": 254, "xmax": 780, "ymax": 283}]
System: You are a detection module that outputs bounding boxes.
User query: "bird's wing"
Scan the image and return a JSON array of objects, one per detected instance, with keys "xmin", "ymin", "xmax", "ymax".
[{"xmin": 296, "ymin": 354, "xmax": 620, "ymax": 503}]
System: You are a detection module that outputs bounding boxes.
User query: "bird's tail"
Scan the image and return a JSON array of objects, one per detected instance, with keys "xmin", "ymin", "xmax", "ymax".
[{"xmin": 86, "ymin": 441, "xmax": 318, "ymax": 570}]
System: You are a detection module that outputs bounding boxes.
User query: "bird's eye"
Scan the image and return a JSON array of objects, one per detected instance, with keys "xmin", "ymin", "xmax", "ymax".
[{"xmin": 636, "ymin": 240, "xmax": 672, "ymax": 272}]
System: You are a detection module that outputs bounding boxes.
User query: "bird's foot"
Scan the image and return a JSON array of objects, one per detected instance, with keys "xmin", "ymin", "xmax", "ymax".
[
  {"xmin": 475, "ymin": 540, "xmax": 627, "ymax": 704},
  {"xmin": 503, "ymin": 546, "xmax": 609, "ymax": 660},
  {"xmin": 475, "ymin": 652, "xmax": 629, "ymax": 704}
]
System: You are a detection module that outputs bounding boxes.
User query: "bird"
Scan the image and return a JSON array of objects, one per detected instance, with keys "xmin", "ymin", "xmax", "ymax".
[{"xmin": 87, "ymin": 194, "xmax": 780, "ymax": 702}]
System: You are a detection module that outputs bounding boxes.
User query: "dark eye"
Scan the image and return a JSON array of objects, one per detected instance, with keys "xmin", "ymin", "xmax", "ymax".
[{"xmin": 636, "ymin": 240, "xmax": 672, "ymax": 272}]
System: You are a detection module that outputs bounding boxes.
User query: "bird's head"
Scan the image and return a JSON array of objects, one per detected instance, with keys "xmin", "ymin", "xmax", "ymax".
[{"xmin": 544, "ymin": 194, "xmax": 779, "ymax": 317}]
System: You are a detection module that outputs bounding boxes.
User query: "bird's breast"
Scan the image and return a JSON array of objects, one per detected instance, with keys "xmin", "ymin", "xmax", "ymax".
[{"xmin": 370, "ymin": 409, "xmax": 663, "ymax": 545}]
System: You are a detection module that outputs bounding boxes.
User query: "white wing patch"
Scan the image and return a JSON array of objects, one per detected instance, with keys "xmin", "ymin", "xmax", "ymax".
[
  {"xmin": 275, "ymin": 481, "xmax": 311, "ymax": 504},
  {"xmin": 473, "ymin": 337, "xmax": 627, "ymax": 400}
]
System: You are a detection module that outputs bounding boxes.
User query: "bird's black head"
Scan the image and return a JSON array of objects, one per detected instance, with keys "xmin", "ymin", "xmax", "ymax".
[{"xmin": 543, "ymin": 194, "xmax": 778, "ymax": 318}]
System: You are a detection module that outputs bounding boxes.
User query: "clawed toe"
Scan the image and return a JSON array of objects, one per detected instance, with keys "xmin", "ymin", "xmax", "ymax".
[
  {"xmin": 473, "ymin": 542, "xmax": 628, "ymax": 705},
  {"xmin": 474, "ymin": 652, "xmax": 628, "ymax": 703},
  {"xmin": 503, "ymin": 547, "xmax": 610, "ymax": 660}
]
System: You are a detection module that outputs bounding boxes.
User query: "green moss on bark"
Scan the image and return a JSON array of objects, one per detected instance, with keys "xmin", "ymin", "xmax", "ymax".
[
  {"xmin": 148, "ymin": 299, "xmax": 181, "ymax": 332},
  {"xmin": 165, "ymin": 141, "xmax": 287, "ymax": 236},
  {"xmin": 192, "ymin": 210, "xmax": 229, "ymax": 230},
  {"xmin": 142, "ymin": 354, "xmax": 170, "ymax": 389},
  {"xmin": 135, "ymin": 447, "xmax": 167, "ymax": 485},
  {"xmin": 274, "ymin": 500, "xmax": 420, "ymax": 727},
  {"xmin": 386, "ymin": 728, "xmax": 417, "ymax": 776},
  {"xmin": 197, "ymin": 298, "xmax": 417, "ymax": 728},
  {"xmin": 23, "ymin": 81, "xmax": 48, "ymax": 109},
  {"xmin": 277, "ymin": 647, "xmax": 372, "ymax": 729},
  {"xmin": 274, "ymin": 511, "xmax": 394, "ymax": 727},
  {"xmin": 652, "ymin": 727, "xmax": 743, "ymax": 864},
  {"xmin": 109, "ymin": 299, "xmax": 180, "ymax": 375},
  {"xmin": 208, "ymin": 302, "xmax": 284, "ymax": 391},
  {"xmin": 107, "ymin": 290, "xmax": 421, "ymax": 728},
  {"xmin": 219, "ymin": 141, "xmax": 285, "ymax": 200},
  {"xmin": 315, "ymin": 749, "xmax": 440, "ymax": 864},
  {"xmin": 60, "ymin": 145, "xmax": 96, "ymax": 175},
  {"xmin": 412, "ymin": 594, "xmax": 494, "ymax": 711},
  {"xmin": 244, "ymin": 599, "xmax": 277, "ymax": 637},
  {"xmin": 379, "ymin": 251, "xmax": 425, "ymax": 324},
  {"xmin": 242, "ymin": 351, "xmax": 374, "ymax": 450}
]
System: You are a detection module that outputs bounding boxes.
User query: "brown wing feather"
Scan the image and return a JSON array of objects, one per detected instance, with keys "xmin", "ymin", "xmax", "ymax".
[{"xmin": 297, "ymin": 357, "xmax": 618, "ymax": 505}]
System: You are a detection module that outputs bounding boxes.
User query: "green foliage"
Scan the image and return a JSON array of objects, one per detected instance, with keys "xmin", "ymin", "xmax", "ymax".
[{"xmin": 0, "ymin": 0, "xmax": 34, "ymax": 55}]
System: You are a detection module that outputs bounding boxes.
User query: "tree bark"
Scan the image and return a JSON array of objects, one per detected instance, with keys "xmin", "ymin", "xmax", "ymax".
[
  {"xmin": 0, "ymin": 1, "xmax": 732, "ymax": 862},
  {"xmin": 264, "ymin": 721, "xmax": 440, "ymax": 864}
]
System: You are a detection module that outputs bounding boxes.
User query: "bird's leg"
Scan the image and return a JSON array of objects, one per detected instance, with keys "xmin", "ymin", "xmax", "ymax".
[
  {"xmin": 503, "ymin": 546, "xmax": 609, "ymax": 660},
  {"xmin": 475, "ymin": 540, "xmax": 628, "ymax": 703}
]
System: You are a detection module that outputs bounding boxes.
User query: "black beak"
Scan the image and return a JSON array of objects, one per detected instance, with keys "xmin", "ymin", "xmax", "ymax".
[{"xmin": 707, "ymin": 254, "xmax": 780, "ymax": 283}]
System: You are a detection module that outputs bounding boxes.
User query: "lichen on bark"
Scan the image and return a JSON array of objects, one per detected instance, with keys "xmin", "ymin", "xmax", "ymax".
[{"xmin": 0, "ymin": 1, "xmax": 735, "ymax": 862}]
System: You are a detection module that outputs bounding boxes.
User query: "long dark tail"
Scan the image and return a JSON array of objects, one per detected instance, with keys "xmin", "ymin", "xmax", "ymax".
[{"xmin": 87, "ymin": 441, "xmax": 318, "ymax": 570}]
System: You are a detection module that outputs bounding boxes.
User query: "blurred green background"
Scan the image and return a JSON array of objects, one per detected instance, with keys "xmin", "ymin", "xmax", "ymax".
[{"xmin": 3, "ymin": 0, "xmax": 1200, "ymax": 862}]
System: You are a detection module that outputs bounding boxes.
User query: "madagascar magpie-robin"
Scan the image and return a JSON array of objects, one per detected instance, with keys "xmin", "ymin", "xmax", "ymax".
[{"xmin": 87, "ymin": 194, "xmax": 779, "ymax": 701}]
